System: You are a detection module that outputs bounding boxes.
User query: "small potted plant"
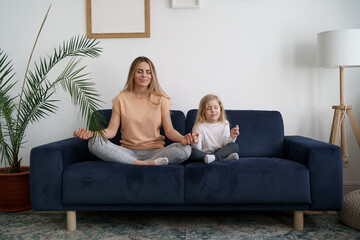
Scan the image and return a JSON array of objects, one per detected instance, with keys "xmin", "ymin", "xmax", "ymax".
[{"xmin": 0, "ymin": 6, "xmax": 104, "ymax": 212}]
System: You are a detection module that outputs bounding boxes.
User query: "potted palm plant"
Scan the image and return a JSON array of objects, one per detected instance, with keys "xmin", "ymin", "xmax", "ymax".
[{"xmin": 0, "ymin": 6, "xmax": 104, "ymax": 212}]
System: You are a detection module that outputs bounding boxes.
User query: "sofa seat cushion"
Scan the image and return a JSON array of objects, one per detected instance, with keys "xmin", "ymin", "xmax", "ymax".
[
  {"xmin": 184, "ymin": 158, "xmax": 311, "ymax": 204},
  {"xmin": 62, "ymin": 161, "xmax": 184, "ymax": 204}
]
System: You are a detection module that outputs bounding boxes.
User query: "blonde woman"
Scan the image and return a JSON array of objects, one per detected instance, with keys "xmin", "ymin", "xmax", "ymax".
[
  {"xmin": 191, "ymin": 94, "xmax": 240, "ymax": 164},
  {"xmin": 74, "ymin": 56, "xmax": 192, "ymax": 165}
]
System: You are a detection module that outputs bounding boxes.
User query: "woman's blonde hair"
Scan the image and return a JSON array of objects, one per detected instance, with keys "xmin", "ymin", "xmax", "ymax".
[
  {"xmin": 192, "ymin": 94, "xmax": 228, "ymax": 131},
  {"xmin": 122, "ymin": 56, "xmax": 169, "ymax": 102}
]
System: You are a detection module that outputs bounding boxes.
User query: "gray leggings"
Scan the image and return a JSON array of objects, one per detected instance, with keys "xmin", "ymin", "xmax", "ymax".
[
  {"xmin": 190, "ymin": 142, "xmax": 239, "ymax": 162},
  {"xmin": 88, "ymin": 137, "xmax": 191, "ymax": 164}
]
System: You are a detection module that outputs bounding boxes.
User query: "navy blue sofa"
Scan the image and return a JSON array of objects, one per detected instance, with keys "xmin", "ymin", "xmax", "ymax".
[{"xmin": 30, "ymin": 109, "xmax": 343, "ymax": 231}]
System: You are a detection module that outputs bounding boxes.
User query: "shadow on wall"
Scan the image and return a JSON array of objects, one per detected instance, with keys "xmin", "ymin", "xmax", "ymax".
[
  {"xmin": 292, "ymin": 42, "xmax": 318, "ymax": 138},
  {"xmin": 294, "ymin": 42, "xmax": 317, "ymax": 68}
]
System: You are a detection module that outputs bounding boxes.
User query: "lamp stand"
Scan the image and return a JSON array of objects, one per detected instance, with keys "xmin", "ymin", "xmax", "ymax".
[{"xmin": 329, "ymin": 67, "xmax": 360, "ymax": 165}]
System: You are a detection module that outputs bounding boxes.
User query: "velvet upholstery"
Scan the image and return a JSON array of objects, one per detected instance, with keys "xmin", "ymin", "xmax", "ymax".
[
  {"xmin": 284, "ymin": 136, "xmax": 343, "ymax": 210},
  {"xmin": 63, "ymin": 161, "xmax": 184, "ymax": 204},
  {"xmin": 30, "ymin": 109, "xmax": 342, "ymax": 213},
  {"xmin": 60, "ymin": 204, "xmax": 309, "ymax": 211},
  {"xmin": 30, "ymin": 137, "xmax": 92, "ymax": 210},
  {"xmin": 184, "ymin": 158, "xmax": 310, "ymax": 204}
]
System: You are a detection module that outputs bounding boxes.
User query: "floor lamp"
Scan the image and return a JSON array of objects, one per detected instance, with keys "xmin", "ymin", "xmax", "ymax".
[{"xmin": 317, "ymin": 29, "xmax": 360, "ymax": 165}]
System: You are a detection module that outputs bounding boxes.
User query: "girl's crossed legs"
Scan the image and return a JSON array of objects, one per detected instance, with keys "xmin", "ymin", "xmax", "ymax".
[{"xmin": 190, "ymin": 142, "xmax": 239, "ymax": 163}]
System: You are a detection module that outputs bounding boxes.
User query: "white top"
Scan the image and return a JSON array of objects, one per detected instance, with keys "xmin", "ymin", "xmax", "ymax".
[{"xmin": 191, "ymin": 121, "xmax": 236, "ymax": 153}]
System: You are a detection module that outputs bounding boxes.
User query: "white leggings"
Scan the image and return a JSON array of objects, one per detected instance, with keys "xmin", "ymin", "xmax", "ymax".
[{"xmin": 88, "ymin": 137, "xmax": 191, "ymax": 164}]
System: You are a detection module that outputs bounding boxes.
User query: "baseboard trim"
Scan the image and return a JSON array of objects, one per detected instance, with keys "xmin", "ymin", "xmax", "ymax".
[
  {"xmin": 303, "ymin": 211, "xmax": 337, "ymax": 215},
  {"xmin": 343, "ymin": 182, "xmax": 360, "ymax": 195},
  {"xmin": 343, "ymin": 181, "xmax": 360, "ymax": 186}
]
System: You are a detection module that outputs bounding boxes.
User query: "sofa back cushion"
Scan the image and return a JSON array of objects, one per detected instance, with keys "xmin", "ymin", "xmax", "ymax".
[
  {"xmin": 92, "ymin": 109, "xmax": 186, "ymax": 146},
  {"xmin": 186, "ymin": 109, "xmax": 284, "ymax": 157}
]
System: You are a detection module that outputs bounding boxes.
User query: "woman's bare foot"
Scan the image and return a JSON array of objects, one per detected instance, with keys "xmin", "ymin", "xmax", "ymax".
[{"xmin": 132, "ymin": 157, "xmax": 169, "ymax": 166}]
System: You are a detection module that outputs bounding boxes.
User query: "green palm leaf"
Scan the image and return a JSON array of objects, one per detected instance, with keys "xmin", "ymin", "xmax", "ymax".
[
  {"xmin": 0, "ymin": 50, "xmax": 17, "ymax": 166},
  {"xmin": 0, "ymin": 36, "xmax": 105, "ymax": 172},
  {"xmin": 17, "ymin": 37, "xmax": 105, "ymax": 151},
  {"xmin": 1, "ymin": 4, "xmax": 105, "ymax": 173}
]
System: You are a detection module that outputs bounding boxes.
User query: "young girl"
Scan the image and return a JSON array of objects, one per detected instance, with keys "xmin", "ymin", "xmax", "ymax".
[
  {"xmin": 191, "ymin": 94, "xmax": 240, "ymax": 164},
  {"xmin": 73, "ymin": 56, "xmax": 192, "ymax": 165}
]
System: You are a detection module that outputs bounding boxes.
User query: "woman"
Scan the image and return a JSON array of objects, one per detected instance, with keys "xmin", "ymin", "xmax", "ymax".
[{"xmin": 73, "ymin": 56, "xmax": 192, "ymax": 165}]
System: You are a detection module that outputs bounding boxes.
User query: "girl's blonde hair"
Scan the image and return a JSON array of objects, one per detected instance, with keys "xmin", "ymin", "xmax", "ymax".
[
  {"xmin": 122, "ymin": 56, "xmax": 169, "ymax": 103},
  {"xmin": 192, "ymin": 94, "xmax": 228, "ymax": 131}
]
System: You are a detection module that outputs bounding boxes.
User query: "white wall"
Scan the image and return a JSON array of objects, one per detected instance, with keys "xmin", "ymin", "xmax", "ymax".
[{"xmin": 1, "ymin": 0, "xmax": 360, "ymax": 184}]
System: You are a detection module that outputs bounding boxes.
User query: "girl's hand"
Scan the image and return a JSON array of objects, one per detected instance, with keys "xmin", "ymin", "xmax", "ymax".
[
  {"xmin": 192, "ymin": 131, "xmax": 199, "ymax": 144},
  {"xmin": 73, "ymin": 128, "xmax": 94, "ymax": 140},
  {"xmin": 180, "ymin": 133, "xmax": 193, "ymax": 145},
  {"xmin": 230, "ymin": 125, "xmax": 239, "ymax": 139}
]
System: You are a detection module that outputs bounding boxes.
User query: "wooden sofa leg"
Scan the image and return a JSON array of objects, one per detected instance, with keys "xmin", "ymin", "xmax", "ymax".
[
  {"xmin": 67, "ymin": 211, "xmax": 77, "ymax": 231},
  {"xmin": 294, "ymin": 211, "xmax": 304, "ymax": 231}
]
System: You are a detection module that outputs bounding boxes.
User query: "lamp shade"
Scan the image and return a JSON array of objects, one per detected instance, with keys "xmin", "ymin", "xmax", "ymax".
[{"xmin": 317, "ymin": 29, "xmax": 360, "ymax": 68}]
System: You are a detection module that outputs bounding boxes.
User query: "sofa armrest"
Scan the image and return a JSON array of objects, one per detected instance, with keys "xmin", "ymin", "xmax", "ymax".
[
  {"xmin": 30, "ymin": 137, "xmax": 94, "ymax": 210},
  {"xmin": 284, "ymin": 135, "xmax": 343, "ymax": 210}
]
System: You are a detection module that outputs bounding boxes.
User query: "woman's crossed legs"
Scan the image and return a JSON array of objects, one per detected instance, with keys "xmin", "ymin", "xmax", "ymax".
[{"xmin": 88, "ymin": 137, "xmax": 191, "ymax": 165}]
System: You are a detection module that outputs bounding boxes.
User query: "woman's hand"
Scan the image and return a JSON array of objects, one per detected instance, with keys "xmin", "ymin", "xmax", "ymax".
[
  {"xmin": 180, "ymin": 133, "xmax": 193, "ymax": 145},
  {"xmin": 230, "ymin": 125, "xmax": 240, "ymax": 139},
  {"xmin": 73, "ymin": 128, "xmax": 94, "ymax": 140},
  {"xmin": 192, "ymin": 131, "xmax": 199, "ymax": 144}
]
